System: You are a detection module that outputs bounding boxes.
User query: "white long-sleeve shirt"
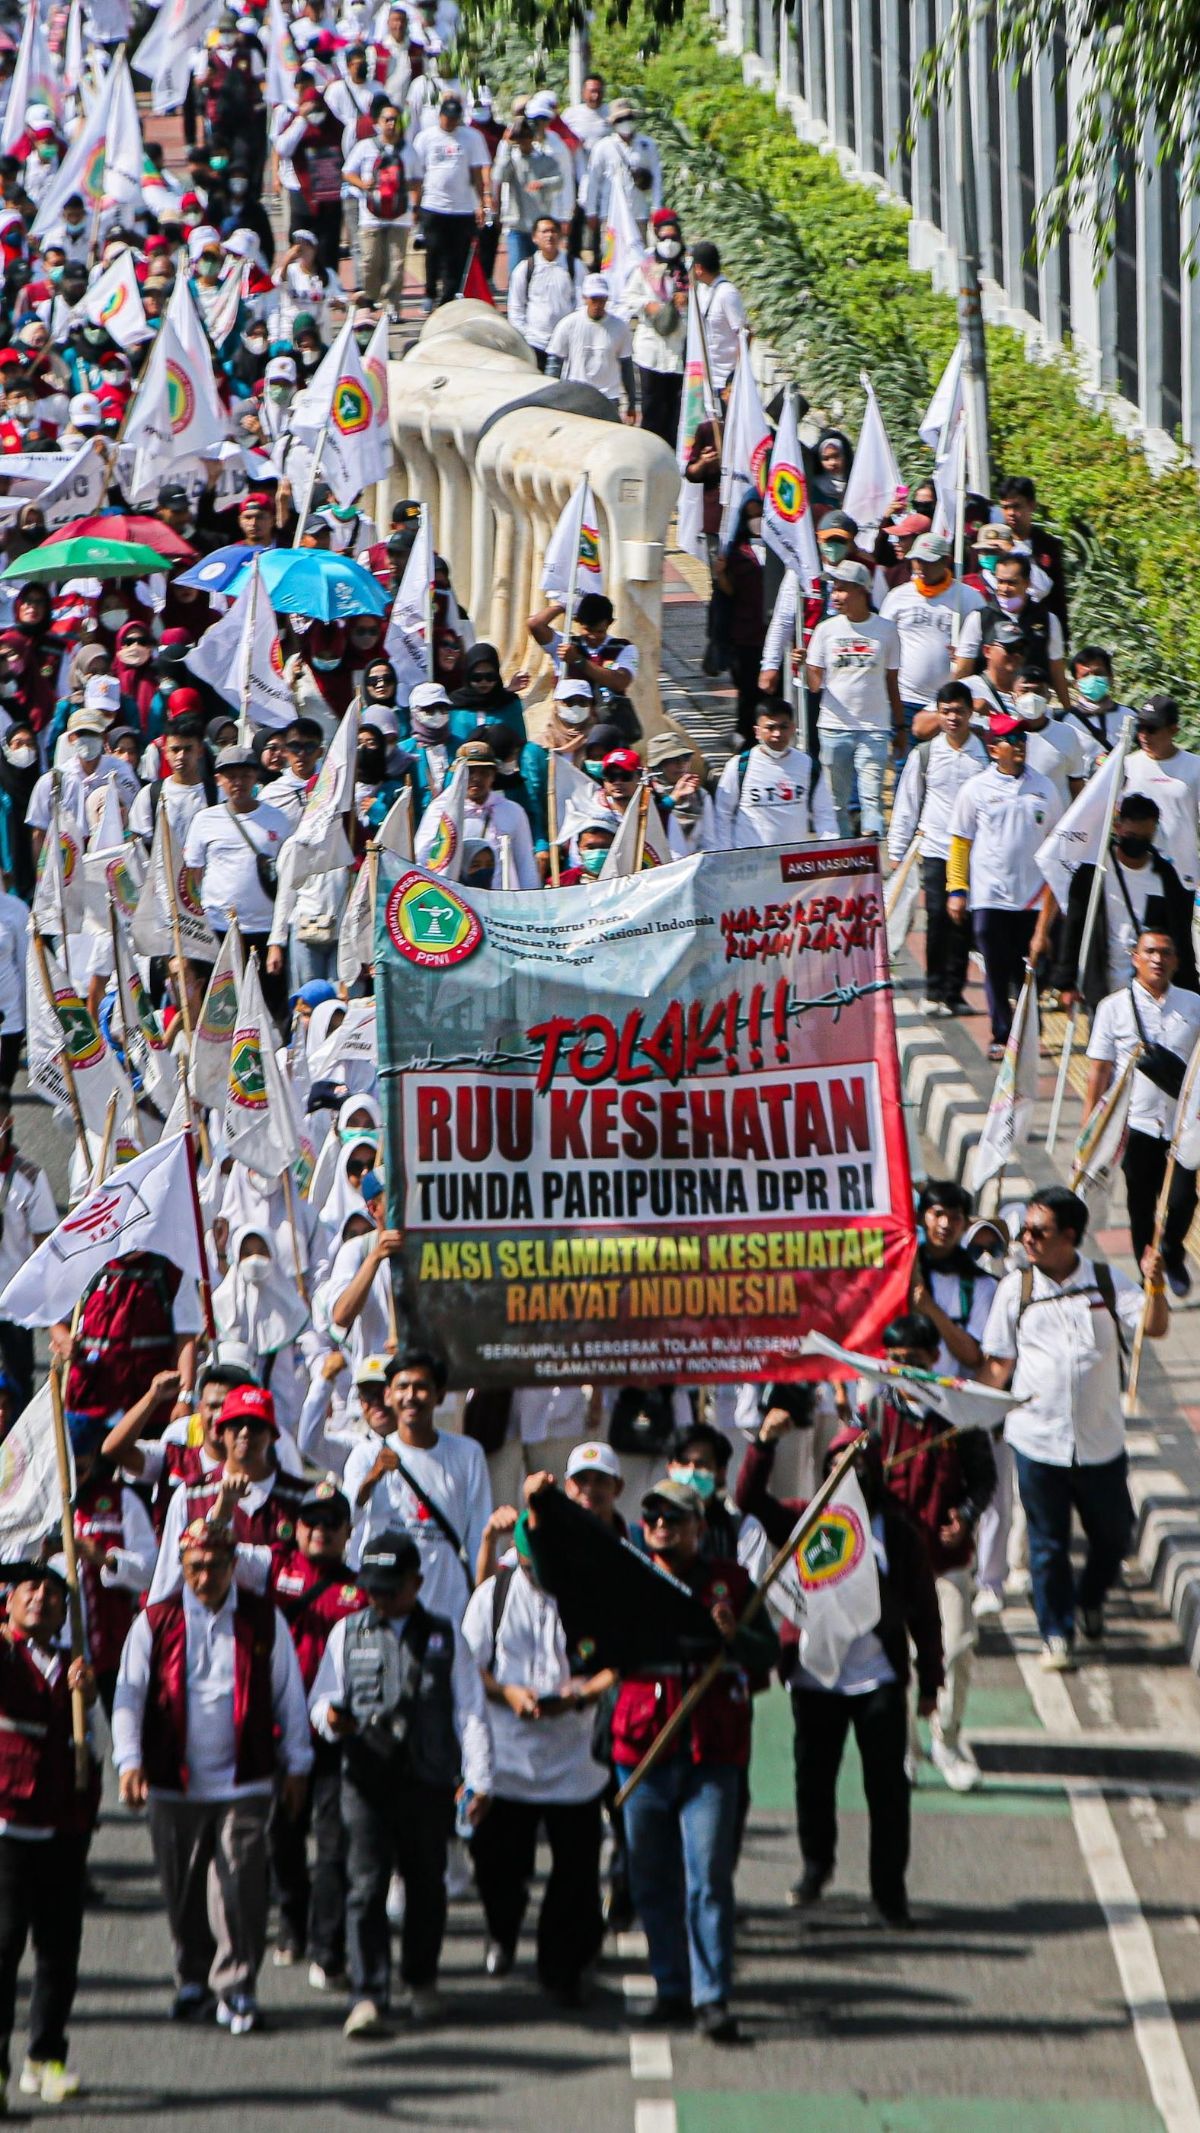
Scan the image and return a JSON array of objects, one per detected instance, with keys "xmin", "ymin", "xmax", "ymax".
[
  {"xmin": 713, "ymin": 743, "xmax": 838, "ymax": 849},
  {"xmin": 580, "ymin": 131, "xmax": 662, "ymax": 225},
  {"xmin": 462, "ymin": 1568, "xmax": 607, "ymax": 1804},
  {"xmin": 887, "ymin": 731, "xmax": 989, "ymax": 863},
  {"xmin": 112, "ymin": 1585, "xmax": 313, "ymax": 1798},
  {"xmin": 507, "ymin": 252, "xmax": 585, "ymax": 352},
  {"xmin": 309, "ymin": 1606, "xmax": 494, "ymax": 1795}
]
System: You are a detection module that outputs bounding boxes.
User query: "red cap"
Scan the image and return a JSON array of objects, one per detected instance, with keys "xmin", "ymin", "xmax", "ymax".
[
  {"xmin": 242, "ymin": 490, "xmax": 272, "ymax": 510},
  {"xmin": 144, "ymin": 234, "xmax": 168, "ymax": 253},
  {"xmin": 167, "ymin": 686, "xmax": 203, "ymax": 717},
  {"xmin": 217, "ymin": 1384, "xmax": 277, "ymax": 1434},
  {"xmin": 0, "ymin": 349, "xmax": 21, "ymax": 368},
  {"xmin": 159, "ymin": 627, "xmax": 192, "ymax": 648},
  {"xmin": 650, "ymin": 207, "xmax": 679, "ymax": 230},
  {"xmin": 602, "ymin": 748, "xmax": 641, "ymax": 774},
  {"xmin": 891, "ymin": 512, "xmax": 932, "ymax": 538},
  {"xmin": 988, "ymin": 711, "xmax": 1024, "ymax": 738}
]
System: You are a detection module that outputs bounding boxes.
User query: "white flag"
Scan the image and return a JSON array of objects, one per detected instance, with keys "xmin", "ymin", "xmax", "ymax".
[
  {"xmin": 769, "ymin": 1468, "xmax": 882, "ymax": 1686},
  {"xmin": 288, "ymin": 701, "xmax": 358, "ymax": 875},
  {"xmin": 885, "ymin": 838, "xmax": 922, "ymax": 959},
  {"xmin": 598, "ymin": 785, "xmax": 671, "ymax": 878},
  {"xmin": 761, "ymin": 390, "xmax": 820, "ymax": 591},
  {"xmin": 541, "ymin": 476, "xmax": 604, "ymax": 606},
  {"xmin": 26, "ymin": 941, "xmax": 74, "ymax": 1120},
  {"xmin": 1071, "ymin": 1050, "xmax": 1138, "ymax": 1204},
  {"xmin": 932, "ymin": 407, "xmax": 966, "ymax": 546},
  {"xmin": 800, "ymin": 1331, "xmax": 1027, "ymax": 1434},
  {"xmin": 0, "ymin": 438, "xmax": 113, "ymax": 532},
  {"xmin": 599, "ymin": 179, "xmax": 643, "ymax": 318},
  {"xmin": 81, "ymin": 246, "xmax": 151, "ymax": 351},
  {"xmin": 674, "ymin": 294, "xmax": 714, "ymax": 562},
  {"xmin": 111, "ymin": 914, "xmax": 172, "ymax": 1107},
  {"xmin": 131, "ymin": 804, "xmax": 219, "ymax": 963},
  {"xmin": 971, "ymin": 972, "xmax": 1040, "ymax": 1188},
  {"xmin": 1035, "ymin": 717, "xmax": 1132, "ymax": 913},
  {"xmin": 133, "ymin": 0, "xmax": 224, "ymax": 111},
  {"xmin": 0, "ymin": 1131, "xmax": 202, "ymax": 1327},
  {"xmin": 718, "ymin": 332, "xmax": 771, "ymax": 546},
  {"xmin": 1, "ymin": 8, "xmax": 61, "ymax": 154},
  {"xmin": 338, "ymin": 864, "xmax": 375, "ymax": 986},
  {"xmin": 185, "ymin": 559, "xmax": 292, "ymax": 729},
  {"xmin": 224, "ymin": 955, "xmax": 301, "ymax": 1180},
  {"xmin": 361, "ymin": 313, "xmax": 392, "ymax": 475},
  {"xmin": 378, "ymin": 788, "xmax": 413, "ymax": 857},
  {"xmin": 920, "ymin": 339, "xmax": 964, "ymax": 453},
  {"xmin": 35, "ymin": 941, "xmax": 131, "ymax": 1134},
  {"xmin": 190, "ymin": 922, "xmax": 244, "ymax": 1111},
  {"xmin": 32, "ymin": 804, "xmax": 85, "ymax": 939},
  {"xmin": 414, "ymin": 757, "xmax": 467, "ymax": 879},
  {"xmin": 264, "ymin": 0, "xmax": 293, "ymax": 107},
  {"xmin": 121, "ymin": 294, "xmax": 228, "ymax": 506},
  {"xmin": 842, "ymin": 372, "xmax": 901, "ymax": 545},
  {"xmin": 306, "ymin": 996, "xmax": 377, "ymax": 1083},
  {"xmin": 288, "ymin": 319, "xmax": 388, "ymax": 507},
  {"xmin": 1170, "ymin": 1036, "xmax": 1200, "ymax": 1172},
  {"xmin": 0, "ymin": 1384, "xmax": 70, "ymax": 1559},
  {"xmin": 33, "ymin": 51, "xmax": 142, "ymax": 237},
  {"xmin": 384, "ymin": 510, "xmax": 433, "ymax": 694}
]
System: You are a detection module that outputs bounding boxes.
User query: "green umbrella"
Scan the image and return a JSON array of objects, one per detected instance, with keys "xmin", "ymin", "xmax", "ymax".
[{"xmin": 0, "ymin": 536, "xmax": 169, "ymax": 582}]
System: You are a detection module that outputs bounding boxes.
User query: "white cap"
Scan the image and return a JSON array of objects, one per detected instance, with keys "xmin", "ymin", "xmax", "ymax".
[
  {"xmin": 291, "ymin": 227, "xmax": 318, "ymax": 248},
  {"xmin": 222, "ymin": 227, "xmax": 259, "ymax": 259},
  {"xmin": 38, "ymin": 224, "xmax": 66, "ymax": 252},
  {"xmin": 187, "ymin": 224, "xmax": 221, "ymax": 259},
  {"xmin": 566, "ymin": 1441, "xmax": 623, "ymax": 1481},
  {"xmin": 526, "ymin": 90, "xmax": 557, "ymax": 119},
  {"xmin": 362, "ymin": 703, "xmax": 398, "ymax": 740},
  {"xmin": 581, "ymin": 273, "xmax": 609, "ymax": 298},
  {"xmin": 554, "ymin": 677, "xmax": 593, "ymax": 702},
  {"xmin": 68, "ymin": 391, "xmax": 102, "ymax": 429},
  {"xmin": 409, "ymin": 680, "xmax": 451, "ymax": 712},
  {"xmin": 264, "ymin": 354, "xmax": 296, "ymax": 385},
  {"xmin": 83, "ymin": 675, "xmax": 121, "ymax": 714}
]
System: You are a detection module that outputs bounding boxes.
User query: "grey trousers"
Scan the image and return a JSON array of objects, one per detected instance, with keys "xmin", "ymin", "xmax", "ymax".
[{"xmin": 148, "ymin": 1793, "xmax": 271, "ymax": 2000}]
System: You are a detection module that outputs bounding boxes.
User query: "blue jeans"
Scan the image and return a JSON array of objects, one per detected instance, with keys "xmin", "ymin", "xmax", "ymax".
[
  {"xmin": 506, "ymin": 229, "xmax": 536, "ymax": 277},
  {"xmin": 616, "ymin": 1757, "xmax": 739, "ymax": 2007},
  {"xmin": 1014, "ymin": 1449, "xmax": 1134, "ymax": 1644},
  {"xmin": 288, "ymin": 931, "xmax": 338, "ymax": 987},
  {"xmin": 819, "ymin": 729, "xmax": 890, "ymax": 837}
]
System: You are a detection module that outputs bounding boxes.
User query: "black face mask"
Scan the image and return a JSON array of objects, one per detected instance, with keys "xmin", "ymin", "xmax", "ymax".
[
  {"xmin": 357, "ymin": 749, "xmax": 385, "ymax": 780},
  {"xmin": 1116, "ymin": 833, "xmax": 1153, "ymax": 860}
]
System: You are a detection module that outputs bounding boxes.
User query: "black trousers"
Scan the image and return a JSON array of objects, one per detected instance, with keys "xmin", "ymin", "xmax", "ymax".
[
  {"xmin": 972, "ymin": 907, "xmax": 1037, "ymax": 1045},
  {"xmin": 0, "ymin": 1831, "xmax": 87, "ymax": 2076},
  {"xmin": 921, "ymin": 855, "xmax": 970, "ymax": 1006},
  {"xmin": 239, "ymin": 934, "xmax": 289, "ymax": 1033},
  {"xmin": 470, "ymin": 1794, "xmax": 603, "ymax": 1986},
  {"xmin": 1123, "ymin": 1126, "xmax": 1198, "ymax": 1268},
  {"xmin": 730, "ymin": 644, "xmax": 765, "ymax": 741},
  {"xmin": 270, "ymin": 1738, "xmax": 346, "ymax": 1969},
  {"xmin": 638, "ymin": 368, "xmax": 682, "ymax": 448},
  {"xmin": 421, "ymin": 211, "xmax": 475, "ymax": 308},
  {"xmin": 791, "ymin": 1679, "xmax": 910, "ymax": 1914},
  {"xmin": 342, "ymin": 1774, "xmax": 452, "ymax": 2003}
]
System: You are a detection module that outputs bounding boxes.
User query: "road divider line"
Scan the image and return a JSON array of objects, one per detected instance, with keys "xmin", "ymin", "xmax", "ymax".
[
  {"xmin": 633, "ymin": 2106, "xmax": 678, "ymax": 2133},
  {"xmin": 629, "ymin": 2036, "xmax": 673, "ymax": 2080}
]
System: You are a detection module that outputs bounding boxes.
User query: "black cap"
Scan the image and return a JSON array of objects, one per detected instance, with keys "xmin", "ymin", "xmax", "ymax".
[
  {"xmin": 297, "ymin": 1479, "xmax": 351, "ymax": 1524},
  {"xmin": 1, "ymin": 1561, "xmax": 67, "ymax": 1595},
  {"xmin": 158, "ymin": 481, "xmax": 190, "ymax": 511},
  {"xmin": 989, "ymin": 620, "xmax": 1025, "ymax": 649},
  {"xmin": 358, "ymin": 1530, "xmax": 421, "ymax": 1588},
  {"xmin": 391, "ymin": 499, "xmax": 421, "ymax": 526},
  {"xmin": 307, "ymin": 1078, "xmax": 342, "ymax": 1113}
]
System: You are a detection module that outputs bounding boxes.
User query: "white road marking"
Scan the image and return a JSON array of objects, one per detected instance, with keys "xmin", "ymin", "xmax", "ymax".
[
  {"xmin": 616, "ymin": 1930, "xmax": 650, "ymax": 1960},
  {"xmin": 629, "ymin": 2036, "xmax": 674, "ymax": 2080},
  {"xmin": 633, "ymin": 2107, "xmax": 678, "ymax": 2133},
  {"xmin": 1017, "ymin": 1651, "xmax": 1200, "ymax": 2133},
  {"xmin": 621, "ymin": 1972, "xmax": 656, "ymax": 2001}
]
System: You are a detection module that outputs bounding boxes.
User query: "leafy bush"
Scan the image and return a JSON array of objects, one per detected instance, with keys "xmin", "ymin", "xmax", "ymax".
[{"xmin": 544, "ymin": 1, "xmax": 1200, "ymax": 718}]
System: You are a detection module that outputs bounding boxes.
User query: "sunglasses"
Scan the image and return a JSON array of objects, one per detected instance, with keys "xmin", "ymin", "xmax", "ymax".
[
  {"xmin": 605, "ymin": 769, "xmax": 637, "ymax": 784},
  {"xmin": 1020, "ymin": 1223, "xmax": 1055, "ymax": 1242},
  {"xmin": 645, "ymin": 1505, "xmax": 686, "ymax": 1526},
  {"xmin": 122, "ymin": 635, "xmax": 149, "ymax": 647},
  {"xmin": 286, "ymin": 738, "xmax": 320, "ymax": 753}
]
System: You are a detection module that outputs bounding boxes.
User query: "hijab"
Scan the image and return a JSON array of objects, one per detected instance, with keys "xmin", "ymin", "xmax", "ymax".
[
  {"xmin": 213, "ymin": 1224, "xmax": 311, "ymax": 1355},
  {"xmin": 308, "ymin": 1093, "xmax": 383, "ymax": 1212},
  {"xmin": 322, "ymin": 1136, "xmax": 381, "ymax": 1230},
  {"xmin": 807, "ymin": 425, "xmax": 854, "ymax": 513},
  {"xmin": 449, "ymin": 642, "xmax": 524, "ymax": 727},
  {"xmin": 113, "ymin": 619, "xmax": 157, "ymax": 733}
]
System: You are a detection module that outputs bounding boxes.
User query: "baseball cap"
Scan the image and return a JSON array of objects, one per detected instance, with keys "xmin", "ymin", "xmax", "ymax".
[
  {"xmin": 456, "ymin": 738, "xmax": 495, "ymax": 765},
  {"xmin": 358, "ymin": 1529, "xmax": 421, "ymax": 1588},
  {"xmin": 608, "ymin": 98, "xmax": 636, "ymax": 121},
  {"xmin": 554, "ymin": 678, "xmax": 593, "ymax": 703},
  {"xmin": 409, "ymin": 680, "xmax": 451, "ymax": 713},
  {"xmin": 988, "ymin": 711, "xmax": 1025, "ymax": 738},
  {"xmin": 264, "ymin": 354, "xmax": 296, "ymax": 384},
  {"xmin": 647, "ymin": 730, "xmax": 690, "ymax": 769},
  {"xmin": 566, "ymin": 1441, "xmax": 623, "ymax": 1481},
  {"xmin": 242, "ymin": 489, "xmax": 272, "ymax": 511},
  {"xmin": 1137, "ymin": 695, "xmax": 1178, "ymax": 731},
  {"xmin": 910, "ymin": 533, "xmax": 952, "ymax": 564},
  {"xmin": 827, "ymin": 560, "xmax": 872, "ymax": 589},
  {"xmin": 816, "ymin": 509, "xmax": 859, "ymax": 541},
  {"xmin": 354, "ymin": 1354, "xmax": 390, "ymax": 1389},
  {"xmin": 68, "ymin": 391, "xmax": 102, "ymax": 429},
  {"xmin": 642, "ymin": 1477, "xmax": 704, "ymax": 1519},
  {"xmin": 581, "ymin": 273, "xmax": 609, "ymax": 299},
  {"xmin": 988, "ymin": 620, "xmax": 1026, "ymax": 650},
  {"xmin": 603, "ymin": 747, "xmax": 640, "ymax": 775},
  {"xmin": 215, "ymin": 743, "xmax": 257, "ymax": 770},
  {"xmin": 158, "ymin": 481, "xmax": 190, "ymax": 511},
  {"xmin": 83, "ymin": 674, "xmax": 121, "ymax": 714},
  {"xmin": 358, "ymin": 1170, "xmax": 385, "ymax": 1204},
  {"xmin": 891, "ymin": 512, "xmax": 931, "ymax": 538},
  {"xmin": 67, "ymin": 705, "xmax": 110, "ymax": 736},
  {"xmin": 297, "ymin": 1478, "xmax": 351, "ymax": 1524},
  {"xmin": 218, "ymin": 1383, "xmax": 277, "ymax": 1433},
  {"xmin": 526, "ymin": 90, "xmax": 557, "ymax": 118}
]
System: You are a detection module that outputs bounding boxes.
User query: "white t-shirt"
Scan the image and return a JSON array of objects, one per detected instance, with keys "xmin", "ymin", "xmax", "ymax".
[
  {"xmin": 713, "ymin": 742, "xmax": 838, "ymax": 848},
  {"xmin": 1123, "ymin": 747, "xmax": 1200, "ymax": 891},
  {"xmin": 879, "ymin": 580, "xmax": 985, "ymax": 704},
  {"xmin": 342, "ymin": 135, "xmax": 415, "ymax": 230},
  {"xmin": 183, "ymin": 799, "xmax": 293, "ymax": 935},
  {"xmin": 887, "ymin": 732, "xmax": 988, "ymax": 862},
  {"xmin": 409, "ymin": 123, "xmax": 489, "ymax": 214},
  {"xmin": 546, "ymin": 309, "xmax": 632, "ymax": 402},
  {"xmin": 1087, "ymin": 981, "xmax": 1200, "ymax": 1142},
  {"xmin": 1101, "ymin": 860, "xmax": 1155, "ymax": 991},
  {"xmin": 926, "ymin": 1259, "xmax": 997, "ymax": 1380},
  {"xmin": 948, "ymin": 763, "xmax": 1062, "ymax": 911},
  {"xmin": 957, "ymin": 604, "xmax": 1065, "ymax": 665},
  {"xmin": 983, "ymin": 1255, "xmax": 1144, "ymax": 1467},
  {"xmin": 0, "ymin": 1153, "xmax": 57, "ymax": 1295},
  {"xmin": 343, "ymin": 1428, "xmax": 492, "ymax": 1623},
  {"xmin": 507, "ymin": 252, "xmax": 585, "ymax": 351},
  {"xmin": 695, "ymin": 276, "xmax": 747, "ymax": 384},
  {"xmin": 807, "ymin": 612, "xmax": 900, "ymax": 735},
  {"xmin": 128, "ymin": 778, "xmax": 208, "ymax": 851}
]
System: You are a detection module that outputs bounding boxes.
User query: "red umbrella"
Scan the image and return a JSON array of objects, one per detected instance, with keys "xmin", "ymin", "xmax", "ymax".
[{"xmin": 50, "ymin": 514, "xmax": 197, "ymax": 561}]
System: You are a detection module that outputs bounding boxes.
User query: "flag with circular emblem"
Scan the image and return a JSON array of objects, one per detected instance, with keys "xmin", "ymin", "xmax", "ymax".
[
  {"xmin": 761, "ymin": 389, "xmax": 821, "ymax": 591},
  {"xmin": 295, "ymin": 319, "xmax": 390, "ymax": 508},
  {"xmin": 766, "ymin": 1467, "xmax": 880, "ymax": 1682},
  {"xmin": 223, "ymin": 953, "xmax": 301, "ymax": 1180}
]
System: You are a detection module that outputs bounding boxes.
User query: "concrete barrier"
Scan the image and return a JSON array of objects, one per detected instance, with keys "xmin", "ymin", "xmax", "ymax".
[{"xmin": 386, "ymin": 303, "xmax": 681, "ymax": 733}]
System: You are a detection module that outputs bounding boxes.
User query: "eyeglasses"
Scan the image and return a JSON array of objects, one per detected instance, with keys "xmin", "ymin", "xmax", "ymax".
[{"xmin": 285, "ymin": 739, "xmax": 320, "ymax": 754}]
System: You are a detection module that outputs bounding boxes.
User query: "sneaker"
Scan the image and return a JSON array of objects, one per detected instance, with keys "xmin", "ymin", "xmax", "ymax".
[
  {"xmin": 216, "ymin": 1995, "xmax": 260, "ymax": 2037},
  {"xmin": 929, "ymin": 1730, "xmax": 981, "ymax": 1793},
  {"xmin": 987, "ymin": 1041, "xmax": 1006, "ymax": 1061},
  {"xmin": 484, "ymin": 1940, "xmax": 513, "ymax": 1978},
  {"xmin": 1079, "ymin": 1605, "xmax": 1104, "ymax": 1642},
  {"xmin": 973, "ymin": 1586, "xmax": 1004, "ymax": 1620},
  {"xmin": 386, "ymin": 1871, "xmax": 406, "ymax": 1927},
  {"xmin": 22, "ymin": 2060, "xmax": 81, "ymax": 2105},
  {"xmin": 169, "ymin": 1983, "xmax": 216, "ymax": 2021},
  {"xmin": 1040, "ymin": 1635, "xmax": 1075, "ymax": 1672},
  {"xmin": 920, "ymin": 998, "xmax": 947, "ymax": 1017},
  {"xmin": 945, "ymin": 998, "xmax": 973, "ymax": 1017},
  {"xmin": 343, "ymin": 1999, "xmax": 390, "ymax": 2040},
  {"xmin": 408, "ymin": 1987, "xmax": 445, "ymax": 2024},
  {"xmin": 694, "ymin": 2000, "xmax": 740, "ymax": 2043},
  {"xmin": 272, "ymin": 1943, "xmax": 299, "ymax": 1968},
  {"xmin": 1166, "ymin": 1259, "xmax": 1192, "ymax": 1299},
  {"xmin": 787, "ymin": 1866, "xmax": 828, "ymax": 1908},
  {"xmin": 308, "ymin": 1962, "xmax": 347, "ymax": 1992},
  {"xmin": 1005, "ymin": 1568, "xmax": 1033, "ymax": 1599}
]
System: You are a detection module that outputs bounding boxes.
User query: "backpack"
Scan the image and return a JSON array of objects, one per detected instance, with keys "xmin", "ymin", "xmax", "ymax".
[
  {"xmin": 369, "ymin": 149, "xmax": 406, "ymax": 221},
  {"xmin": 1016, "ymin": 1260, "xmax": 1128, "ymax": 1383}
]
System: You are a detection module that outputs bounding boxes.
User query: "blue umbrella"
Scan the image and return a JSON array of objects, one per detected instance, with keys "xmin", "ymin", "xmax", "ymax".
[
  {"xmin": 225, "ymin": 547, "xmax": 389, "ymax": 619},
  {"xmin": 175, "ymin": 544, "xmax": 257, "ymax": 593}
]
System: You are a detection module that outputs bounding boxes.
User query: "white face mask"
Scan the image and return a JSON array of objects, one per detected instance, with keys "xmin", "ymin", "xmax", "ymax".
[
  {"xmin": 615, "ymin": 120, "xmax": 636, "ymax": 138},
  {"xmin": 72, "ymin": 737, "xmax": 102, "ymax": 763},
  {"xmin": 4, "ymin": 743, "xmax": 34, "ymax": 768},
  {"xmin": 100, "ymin": 606, "xmax": 126, "ymax": 629},
  {"xmin": 656, "ymin": 237, "xmax": 682, "ymax": 259},
  {"xmin": 1016, "ymin": 693, "xmax": 1048, "ymax": 722},
  {"xmin": 557, "ymin": 702, "xmax": 590, "ymax": 727},
  {"xmin": 760, "ymin": 738, "xmax": 791, "ymax": 757},
  {"xmin": 240, "ymin": 1254, "xmax": 271, "ymax": 1283},
  {"xmin": 996, "ymin": 591, "xmax": 1025, "ymax": 615}
]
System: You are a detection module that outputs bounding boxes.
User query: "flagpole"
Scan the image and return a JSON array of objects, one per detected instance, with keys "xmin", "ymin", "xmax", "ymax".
[
  {"xmin": 1124, "ymin": 1036, "xmax": 1200, "ymax": 1414},
  {"xmin": 31, "ymin": 925, "xmax": 89, "ymax": 1168},
  {"xmin": 951, "ymin": 417, "xmax": 967, "ymax": 651},
  {"xmin": 181, "ymin": 1107, "xmax": 217, "ymax": 1341},
  {"xmin": 560, "ymin": 482, "xmax": 585, "ymax": 677},
  {"xmin": 690, "ymin": 270, "xmax": 723, "ymax": 455},
  {"xmin": 612, "ymin": 1433, "xmax": 867, "ymax": 1810},
  {"xmin": 423, "ymin": 506, "xmax": 435, "ymax": 682},
  {"xmin": 47, "ymin": 1363, "xmax": 90, "ymax": 1789},
  {"xmin": 159, "ymin": 806, "xmax": 195, "ymax": 1048},
  {"xmin": 884, "ymin": 834, "xmax": 922, "ymax": 937},
  {"xmin": 547, "ymin": 753, "xmax": 561, "ymax": 887},
  {"xmin": 292, "ymin": 421, "xmax": 329, "ymax": 550},
  {"xmin": 1045, "ymin": 718, "xmax": 1133, "ymax": 1154},
  {"xmin": 237, "ymin": 558, "xmax": 260, "ymax": 747},
  {"xmin": 281, "ymin": 1168, "xmax": 311, "ymax": 1308},
  {"xmin": 107, "ymin": 906, "xmax": 145, "ymax": 1148}
]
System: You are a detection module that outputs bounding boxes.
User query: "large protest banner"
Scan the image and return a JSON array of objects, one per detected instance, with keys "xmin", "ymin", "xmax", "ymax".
[{"xmin": 375, "ymin": 840, "xmax": 915, "ymax": 1387}]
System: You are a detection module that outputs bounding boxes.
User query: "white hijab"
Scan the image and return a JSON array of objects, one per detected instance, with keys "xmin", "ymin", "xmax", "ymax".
[
  {"xmin": 309, "ymin": 1093, "xmax": 383, "ymax": 1214},
  {"xmin": 213, "ymin": 1224, "xmax": 311, "ymax": 1354}
]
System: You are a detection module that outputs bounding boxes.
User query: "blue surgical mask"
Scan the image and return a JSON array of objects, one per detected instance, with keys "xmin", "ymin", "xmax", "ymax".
[
  {"xmin": 668, "ymin": 1462, "xmax": 716, "ymax": 1500},
  {"xmin": 1078, "ymin": 673, "xmax": 1110, "ymax": 705},
  {"xmin": 580, "ymin": 848, "xmax": 608, "ymax": 877}
]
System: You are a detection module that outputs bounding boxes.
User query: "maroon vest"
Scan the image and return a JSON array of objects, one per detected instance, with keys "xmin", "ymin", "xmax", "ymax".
[
  {"xmin": 74, "ymin": 1470, "xmax": 135, "ymax": 1676},
  {"xmin": 151, "ymin": 1440, "xmax": 211, "ymax": 1538},
  {"xmin": 142, "ymin": 1589, "xmax": 277, "ymax": 1792},
  {"xmin": 182, "ymin": 1470, "xmax": 307, "ymax": 1551},
  {"xmin": 0, "ymin": 1636, "xmax": 96, "ymax": 1834}
]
